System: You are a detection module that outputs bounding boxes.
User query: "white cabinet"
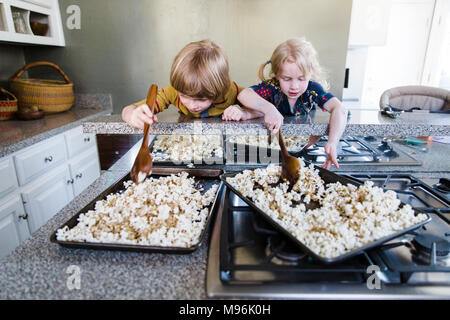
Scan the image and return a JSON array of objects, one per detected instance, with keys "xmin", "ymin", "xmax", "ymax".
[
  {"xmin": 14, "ymin": 134, "xmax": 67, "ymax": 186},
  {"xmin": 69, "ymin": 147, "xmax": 100, "ymax": 197},
  {"xmin": 0, "ymin": 0, "xmax": 65, "ymax": 46},
  {"xmin": 0, "ymin": 156, "xmax": 18, "ymax": 199},
  {"xmin": 22, "ymin": 165, "xmax": 73, "ymax": 233},
  {"xmin": 0, "ymin": 125, "xmax": 100, "ymax": 255},
  {"xmin": 348, "ymin": 0, "xmax": 392, "ymax": 46},
  {"xmin": 0, "ymin": 193, "xmax": 30, "ymax": 260},
  {"xmin": 65, "ymin": 126, "xmax": 96, "ymax": 159}
]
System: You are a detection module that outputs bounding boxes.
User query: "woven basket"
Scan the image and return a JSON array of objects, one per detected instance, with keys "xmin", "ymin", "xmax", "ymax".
[
  {"xmin": 0, "ymin": 87, "xmax": 18, "ymax": 120},
  {"xmin": 10, "ymin": 61, "xmax": 74, "ymax": 114}
]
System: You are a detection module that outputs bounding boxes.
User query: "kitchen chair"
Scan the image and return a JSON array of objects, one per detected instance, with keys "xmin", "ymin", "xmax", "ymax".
[{"xmin": 380, "ymin": 85, "xmax": 450, "ymax": 112}]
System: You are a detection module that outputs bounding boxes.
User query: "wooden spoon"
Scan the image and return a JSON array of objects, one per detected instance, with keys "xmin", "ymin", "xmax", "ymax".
[
  {"xmin": 278, "ymin": 129, "xmax": 301, "ymax": 187},
  {"xmin": 130, "ymin": 84, "xmax": 158, "ymax": 184}
]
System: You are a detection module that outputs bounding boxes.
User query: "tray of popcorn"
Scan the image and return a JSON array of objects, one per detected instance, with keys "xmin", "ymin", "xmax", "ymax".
[
  {"xmin": 149, "ymin": 134, "xmax": 224, "ymax": 167},
  {"xmin": 220, "ymin": 159, "xmax": 431, "ymax": 264},
  {"xmin": 225, "ymin": 135, "xmax": 309, "ymax": 164},
  {"xmin": 51, "ymin": 168, "xmax": 223, "ymax": 253}
]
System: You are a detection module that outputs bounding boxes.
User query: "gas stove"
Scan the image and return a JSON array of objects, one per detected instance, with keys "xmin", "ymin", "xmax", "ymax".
[
  {"xmin": 225, "ymin": 136, "xmax": 421, "ymax": 166},
  {"xmin": 206, "ymin": 173, "xmax": 450, "ymax": 299}
]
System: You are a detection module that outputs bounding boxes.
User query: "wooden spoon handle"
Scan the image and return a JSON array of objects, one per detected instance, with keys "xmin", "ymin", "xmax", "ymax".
[
  {"xmin": 143, "ymin": 84, "xmax": 158, "ymax": 146},
  {"xmin": 278, "ymin": 129, "xmax": 289, "ymax": 157},
  {"xmin": 146, "ymin": 84, "xmax": 157, "ymax": 114}
]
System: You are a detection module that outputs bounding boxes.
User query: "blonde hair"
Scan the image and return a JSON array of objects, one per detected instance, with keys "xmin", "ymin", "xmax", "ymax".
[
  {"xmin": 258, "ymin": 37, "xmax": 329, "ymax": 90},
  {"xmin": 170, "ymin": 40, "xmax": 230, "ymax": 101}
]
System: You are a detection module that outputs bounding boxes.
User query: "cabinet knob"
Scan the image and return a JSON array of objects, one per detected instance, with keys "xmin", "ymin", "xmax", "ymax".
[
  {"xmin": 76, "ymin": 173, "xmax": 83, "ymax": 179},
  {"xmin": 45, "ymin": 156, "xmax": 53, "ymax": 162},
  {"xmin": 19, "ymin": 213, "xmax": 28, "ymax": 220},
  {"xmin": 84, "ymin": 137, "xmax": 90, "ymax": 142},
  {"xmin": 67, "ymin": 179, "xmax": 74, "ymax": 184}
]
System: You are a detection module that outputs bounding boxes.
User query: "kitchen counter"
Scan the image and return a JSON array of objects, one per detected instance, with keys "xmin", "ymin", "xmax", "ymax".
[
  {"xmin": 0, "ymin": 94, "xmax": 112, "ymax": 158},
  {"xmin": 83, "ymin": 107, "xmax": 450, "ymax": 136},
  {"xmin": 1, "ymin": 138, "xmax": 449, "ymax": 299}
]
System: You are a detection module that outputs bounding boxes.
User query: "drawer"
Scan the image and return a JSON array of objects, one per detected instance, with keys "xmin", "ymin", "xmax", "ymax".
[
  {"xmin": 65, "ymin": 126, "xmax": 96, "ymax": 159},
  {"xmin": 14, "ymin": 135, "xmax": 67, "ymax": 186},
  {"xmin": 0, "ymin": 157, "xmax": 19, "ymax": 199}
]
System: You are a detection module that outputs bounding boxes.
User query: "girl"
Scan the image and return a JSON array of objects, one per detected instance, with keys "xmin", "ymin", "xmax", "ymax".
[
  {"xmin": 223, "ymin": 37, "xmax": 348, "ymax": 170},
  {"xmin": 122, "ymin": 40, "xmax": 260, "ymax": 129}
]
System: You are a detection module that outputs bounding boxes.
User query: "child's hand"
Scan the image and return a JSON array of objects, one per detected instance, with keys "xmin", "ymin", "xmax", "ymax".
[
  {"xmin": 306, "ymin": 135, "xmax": 321, "ymax": 148},
  {"xmin": 124, "ymin": 104, "xmax": 158, "ymax": 130},
  {"xmin": 322, "ymin": 141, "xmax": 339, "ymax": 170},
  {"xmin": 264, "ymin": 107, "xmax": 284, "ymax": 133},
  {"xmin": 222, "ymin": 105, "xmax": 246, "ymax": 121}
]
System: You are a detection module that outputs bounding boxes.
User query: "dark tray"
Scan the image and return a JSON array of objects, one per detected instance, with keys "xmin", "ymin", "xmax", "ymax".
[
  {"xmin": 220, "ymin": 163, "xmax": 431, "ymax": 264},
  {"xmin": 150, "ymin": 135, "xmax": 225, "ymax": 166},
  {"xmin": 224, "ymin": 135, "xmax": 307, "ymax": 164},
  {"xmin": 50, "ymin": 167, "xmax": 223, "ymax": 254}
]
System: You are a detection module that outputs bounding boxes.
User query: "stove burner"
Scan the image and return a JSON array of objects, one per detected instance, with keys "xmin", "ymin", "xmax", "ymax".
[
  {"xmin": 411, "ymin": 234, "xmax": 450, "ymax": 266},
  {"xmin": 382, "ymin": 149, "xmax": 399, "ymax": 158},
  {"xmin": 377, "ymin": 140, "xmax": 393, "ymax": 152},
  {"xmin": 434, "ymin": 178, "xmax": 450, "ymax": 194},
  {"xmin": 265, "ymin": 235, "xmax": 307, "ymax": 265},
  {"xmin": 364, "ymin": 136, "xmax": 377, "ymax": 142},
  {"xmin": 412, "ymin": 234, "xmax": 450, "ymax": 256}
]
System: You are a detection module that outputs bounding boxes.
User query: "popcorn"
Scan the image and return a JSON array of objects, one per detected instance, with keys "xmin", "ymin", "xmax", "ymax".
[
  {"xmin": 57, "ymin": 173, "xmax": 219, "ymax": 248},
  {"xmin": 226, "ymin": 161, "xmax": 428, "ymax": 259},
  {"xmin": 228, "ymin": 135, "xmax": 309, "ymax": 152},
  {"xmin": 151, "ymin": 135, "xmax": 222, "ymax": 161}
]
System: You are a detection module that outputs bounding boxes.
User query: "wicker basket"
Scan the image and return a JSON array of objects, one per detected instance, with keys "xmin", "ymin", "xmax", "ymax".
[
  {"xmin": 10, "ymin": 61, "xmax": 74, "ymax": 114},
  {"xmin": 0, "ymin": 87, "xmax": 18, "ymax": 120}
]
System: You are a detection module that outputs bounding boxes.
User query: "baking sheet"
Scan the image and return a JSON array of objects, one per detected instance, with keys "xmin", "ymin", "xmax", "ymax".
[
  {"xmin": 50, "ymin": 168, "xmax": 223, "ymax": 254},
  {"xmin": 220, "ymin": 163, "xmax": 431, "ymax": 264},
  {"xmin": 224, "ymin": 135, "xmax": 308, "ymax": 164},
  {"xmin": 150, "ymin": 135, "xmax": 225, "ymax": 166}
]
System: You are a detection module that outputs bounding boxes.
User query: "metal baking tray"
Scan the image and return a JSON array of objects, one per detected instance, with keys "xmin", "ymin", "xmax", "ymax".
[
  {"xmin": 220, "ymin": 163, "xmax": 431, "ymax": 264},
  {"xmin": 150, "ymin": 135, "xmax": 225, "ymax": 166},
  {"xmin": 50, "ymin": 168, "xmax": 223, "ymax": 254},
  {"xmin": 224, "ymin": 135, "xmax": 307, "ymax": 164}
]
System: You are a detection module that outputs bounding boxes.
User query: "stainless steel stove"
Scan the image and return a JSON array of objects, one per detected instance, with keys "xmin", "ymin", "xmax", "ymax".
[
  {"xmin": 206, "ymin": 174, "xmax": 450, "ymax": 299},
  {"xmin": 225, "ymin": 136, "xmax": 421, "ymax": 166}
]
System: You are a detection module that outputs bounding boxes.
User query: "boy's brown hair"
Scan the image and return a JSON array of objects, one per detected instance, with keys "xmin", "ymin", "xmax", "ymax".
[{"xmin": 170, "ymin": 40, "xmax": 230, "ymax": 101}]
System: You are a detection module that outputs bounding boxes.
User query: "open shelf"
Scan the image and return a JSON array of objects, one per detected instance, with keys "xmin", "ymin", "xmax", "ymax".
[
  {"xmin": 29, "ymin": 11, "xmax": 50, "ymax": 36},
  {"xmin": 0, "ymin": 0, "xmax": 64, "ymax": 46},
  {"xmin": 0, "ymin": 3, "xmax": 7, "ymax": 31},
  {"xmin": 11, "ymin": 6, "xmax": 31, "ymax": 34}
]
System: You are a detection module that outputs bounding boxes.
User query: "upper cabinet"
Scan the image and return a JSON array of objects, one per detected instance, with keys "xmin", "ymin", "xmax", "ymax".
[
  {"xmin": 348, "ymin": 0, "xmax": 392, "ymax": 46},
  {"xmin": 0, "ymin": 0, "xmax": 65, "ymax": 46}
]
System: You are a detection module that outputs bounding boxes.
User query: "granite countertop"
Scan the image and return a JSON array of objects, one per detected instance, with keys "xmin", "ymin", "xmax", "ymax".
[
  {"xmin": 1, "ymin": 138, "xmax": 449, "ymax": 299},
  {"xmin": 83, "ymin": 107, "xmax": 450, "ymax": 136},
  {"xmin": 0, "ymin": 94, "xmax": 113, "ymax": 158}
]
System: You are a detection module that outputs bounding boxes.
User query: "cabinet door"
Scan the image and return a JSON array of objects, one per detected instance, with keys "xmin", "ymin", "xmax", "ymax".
[
  {"xmin": 65, "ymin": 126, "xmax": 97, "ymax": 159},
  {"xmin": 0, "ymin": 194, "xmax": 30, "ymax": 260},
  {"xmin": 348, "ymin": 0, "xmax": 392, "ymax": 46},
  {"xmin": 0, "ymin": 157, "xmax": 19, "ymax": 199},
  {"xmin": 69, "ymin": 147, "xmax": 100, "ymax": 197},
  {"xmin": 14, "ymin": 135, "xmax": 67, "ymax": 186},
  {"xmin": 22, "ymin": 165, "xmax": 74, "ymax": 234}
]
